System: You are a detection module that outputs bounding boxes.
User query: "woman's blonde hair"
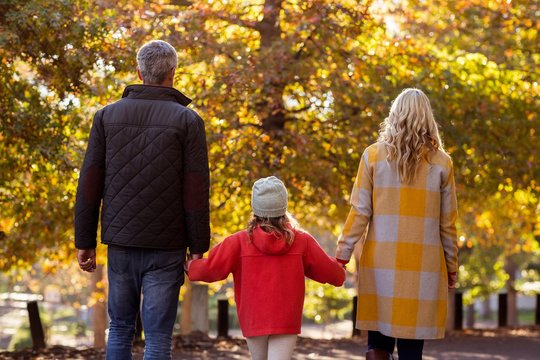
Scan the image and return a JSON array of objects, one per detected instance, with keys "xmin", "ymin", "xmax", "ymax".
[
  {"xmin": 378, "ymin": 88, "xmax": 444, "ymax": 184},
  {"xmin": 247, "ymin": 212, "xmax": 299, "ymax": 245}
]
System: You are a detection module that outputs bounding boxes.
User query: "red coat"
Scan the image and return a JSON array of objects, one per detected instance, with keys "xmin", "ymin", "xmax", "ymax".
[{"xmin": 188, "ymin": 226, "xmax": 346, "ymax": 337}]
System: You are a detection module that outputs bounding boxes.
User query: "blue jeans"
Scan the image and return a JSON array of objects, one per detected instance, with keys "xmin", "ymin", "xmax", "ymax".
[{"xmin": 106, "ymin": 245, "xmax": 185, "ymax": 360}]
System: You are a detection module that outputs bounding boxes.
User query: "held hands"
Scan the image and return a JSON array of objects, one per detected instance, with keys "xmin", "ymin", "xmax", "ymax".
[
  {"xmin": 448, "ymin": 271, "xmax": 457, "ymax": 289},
  {"xmin": 184, "ymin": 252, "xmax": 203, "ymax": 274},
  {"xmin": 190, "ymin": 253, "xmax": 203, "ymax": 260},
  {"xmin": 335, "ymin": 258, "xmax": 348, "ymax": 269},
  {"xmin": 77, "ymin": 249, "xmax": 96, "ymax": 272}
]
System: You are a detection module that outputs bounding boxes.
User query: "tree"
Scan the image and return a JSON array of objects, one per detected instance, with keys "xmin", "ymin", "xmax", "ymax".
[{"xmin": 0, "ymin": 0, "xmax": 132, "ymax": 270}]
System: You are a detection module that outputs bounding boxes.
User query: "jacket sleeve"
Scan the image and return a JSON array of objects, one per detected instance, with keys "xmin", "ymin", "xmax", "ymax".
[
  {"xmin": 188, "ymin": 236, "xmax": 240, "ymax": 282},
  {"xmin": 304, "ymin": 234, "xmax": 346, "ymax": 286},
  {"xmin": 183, "ymin": 112, "xmax": 211, "ymax": 254},
  {"xmin": 440, "ymin": 158, "xmax": 458, "ymax": 273},
  {"xmin": 74, "ymin": 110, "xmax": 106, "ymax": 249},
  {"xmin": 335, "ymin": 148, "xmax": 373, "ymax": 264}
]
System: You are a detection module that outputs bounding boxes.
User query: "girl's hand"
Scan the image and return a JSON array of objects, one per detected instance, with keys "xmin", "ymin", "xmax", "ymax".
[{"xmin": 336, "ymin": 258, "xmax": 348, "ymax": 268}]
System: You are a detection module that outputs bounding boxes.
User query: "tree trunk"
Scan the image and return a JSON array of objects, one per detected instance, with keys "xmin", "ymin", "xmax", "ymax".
[
  {"xmin": 481, "ymin": 297, "xmax": 492, "ymax": 319},
  {"xmin": 258, "ymin": 0, "xmax": 286, "ymax": 134},
  {"xmin": 92, "ymin": 264, "xmax": 107, "ymax": 348},
  {"xmin": 256, "ymin": 0, "xmax": 287, "ymax": 170},
  {"xmin": 180, "ymin": 279, "xmax": 193, "ymax": 334},
  {"xmin": 466, "ymin": 303, "xmax": 475, "ymax": 328},
  {"xmin": 505, "ymin": 257, "xmax": 519, "ymax": 327},
  {"xmin": 258, "ymin": 0, "xmax": 283, "ymax": 49},
  {"xmin": 446, "ymin": 290, "xmax": 455, "ymax": 332}
]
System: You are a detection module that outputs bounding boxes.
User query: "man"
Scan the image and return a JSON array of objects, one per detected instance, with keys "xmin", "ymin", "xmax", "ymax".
[{"xmin": 74, "ymin": 40, "xmax": 210, "ymax": 359}]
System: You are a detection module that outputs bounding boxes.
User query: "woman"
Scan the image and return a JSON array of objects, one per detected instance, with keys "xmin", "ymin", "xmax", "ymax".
[{"xmin": 335, "ymin": 88, "xmax": 458, "ymax": 360}]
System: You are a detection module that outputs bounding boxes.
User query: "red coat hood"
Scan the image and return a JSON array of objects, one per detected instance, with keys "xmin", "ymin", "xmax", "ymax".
[{"xmin": 251, "ymin": 226, "xmax": 292, "ymax": 255}]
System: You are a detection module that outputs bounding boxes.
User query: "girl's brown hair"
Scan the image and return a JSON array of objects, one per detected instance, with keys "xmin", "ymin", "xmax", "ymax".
[{"xmin": 247, "ymin": 212, "xmax": 299, "ymax": 245}]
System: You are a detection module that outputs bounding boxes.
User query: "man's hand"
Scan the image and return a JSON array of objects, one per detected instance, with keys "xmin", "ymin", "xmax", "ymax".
[
  {"xmin": 448, "ymin": 271, "xmax": 457, "ymax": 289},
  {"xmin": 184, "ymin": 253, "xmax": 203, "ymax": 274},
  {"xmin": 78, "ymin": 249, "xmax": 96, "ymax": 272},
  {"xmin": 189, "ymin": 253, "xmax": 203, "ymax": 260}
]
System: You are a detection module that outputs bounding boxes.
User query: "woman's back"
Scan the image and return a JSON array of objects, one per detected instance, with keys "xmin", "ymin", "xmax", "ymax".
[
  {"xmin": 369, "ymin": 142, "xmax": 455, "ymax": 234},
  {"xmin": 337, "ymin": 141, "xmax": 457, "ymax": 340}
]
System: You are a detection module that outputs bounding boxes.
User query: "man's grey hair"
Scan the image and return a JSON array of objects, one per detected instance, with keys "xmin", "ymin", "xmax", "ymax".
[{"xmin": 136, "ymin": 40, "xmax": 178, "ymax": 85}]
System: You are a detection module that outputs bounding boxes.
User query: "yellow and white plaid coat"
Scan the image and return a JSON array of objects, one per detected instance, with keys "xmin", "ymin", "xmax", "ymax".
[{"xmin": 336, "ymin": 142, "xmax": 458, "ymax": 340}]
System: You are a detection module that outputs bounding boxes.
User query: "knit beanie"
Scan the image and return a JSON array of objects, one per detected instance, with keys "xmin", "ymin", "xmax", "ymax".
[{"xmin": 251, "ymin": 176, "xmax": 288, "ymax": 218}]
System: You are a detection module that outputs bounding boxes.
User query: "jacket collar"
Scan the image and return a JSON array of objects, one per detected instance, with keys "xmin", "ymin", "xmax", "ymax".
[{"xmin": 122, "ymin": 84, "xmax": 192, "ymax": 106}]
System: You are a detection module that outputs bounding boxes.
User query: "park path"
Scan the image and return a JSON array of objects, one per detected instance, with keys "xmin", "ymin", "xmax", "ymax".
[
  {"xmin": 164, "ymin": 327, "xmax": 540, "ymax": 360},
  {"xmin": 0, "ymin": 308, "xmax": 27, "ymax": 350}
]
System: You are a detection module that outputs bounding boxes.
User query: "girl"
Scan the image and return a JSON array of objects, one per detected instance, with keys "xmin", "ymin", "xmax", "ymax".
[
  {"xmin": 335, "ymin": 88, "xmax": 458, "ymax": 360},
  {"xmin": 188, "ymin": 176, "xmax": 345, "ymax": 360}
]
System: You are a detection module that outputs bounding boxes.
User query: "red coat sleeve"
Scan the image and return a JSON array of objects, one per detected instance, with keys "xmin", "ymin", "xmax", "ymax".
[
  {"xmin": 303, "ymin": 233, "xmax": 346, "ymax": 286},
  {"xmin": 188, "ymin": 235, "xmax": 240, "ymax": 282}
]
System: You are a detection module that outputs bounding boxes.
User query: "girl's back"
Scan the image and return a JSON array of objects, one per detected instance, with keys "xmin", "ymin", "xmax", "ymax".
[{"xmin": 189, "ymin": 226, "xmax": 345, "ymax": 337}]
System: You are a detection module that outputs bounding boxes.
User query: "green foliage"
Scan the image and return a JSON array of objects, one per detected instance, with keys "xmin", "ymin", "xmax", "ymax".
[
  {"xmin": 0, "ymin": 0, "xmax": 125, "ymax": 271},
  {"xmin": 7, "ymin": 323, "xmax": 32, "ymax": 351},
  {"xmin": 458, "ymin": 183, "xmax": 539, "ymax": 300},
  {"xmin": 458, "ymin": 245, "xmax": 506, "ymax": 305},
  {"xmin": 303, "ymin": 280, "xmax": 355, "ymax": 324}
]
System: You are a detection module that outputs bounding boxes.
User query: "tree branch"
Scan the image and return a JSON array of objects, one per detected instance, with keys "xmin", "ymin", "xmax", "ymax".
[{"xmin": 213, "ymin": 11, "xmax": 260, "ymax": 30}]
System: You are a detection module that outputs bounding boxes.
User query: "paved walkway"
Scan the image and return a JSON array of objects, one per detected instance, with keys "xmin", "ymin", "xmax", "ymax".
[
  {"xmin": 0, "ymin": 308, "xmax": 27, "ymax": 350},
  {"xmin": 163, "ymin": 327, "xmax": 540, "ymax": 360}
]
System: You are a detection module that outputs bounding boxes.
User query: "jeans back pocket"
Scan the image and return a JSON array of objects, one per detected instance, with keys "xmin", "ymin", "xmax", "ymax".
[{"xmin": 107, "ymin": 245, "xmax": 131, "ymax": 275}]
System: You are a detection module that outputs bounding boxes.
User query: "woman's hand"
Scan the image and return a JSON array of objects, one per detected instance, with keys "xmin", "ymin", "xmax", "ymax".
[{"xmin": 448, "ymin": 272, "xmax": 457, "ymax": 289}]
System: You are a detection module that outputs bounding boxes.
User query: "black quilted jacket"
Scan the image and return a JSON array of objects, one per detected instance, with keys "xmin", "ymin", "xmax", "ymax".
[{"xmin": 74, "ymin": 84, "xmax": 210, "ymax": 253}]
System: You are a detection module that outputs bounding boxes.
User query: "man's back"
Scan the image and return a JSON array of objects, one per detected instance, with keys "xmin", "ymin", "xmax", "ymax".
[{"xmin": 75, "ymin": 84, "xmax": 210, "ymax": 251}]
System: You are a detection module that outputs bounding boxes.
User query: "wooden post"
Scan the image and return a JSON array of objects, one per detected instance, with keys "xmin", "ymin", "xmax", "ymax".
[
  {"xmin": 498, "ymin": 293, "xmax": 508, "ymax": 327},
  {"xmin": 534, "ymin": 294, "xmax": 540, "ymax": 325},
  {"xmin": 217, "ymin": 299, "xmax": 229, "ymax": 338},
  {"xmin": 191, "ymin": 283, "xmax": 209, "ymax": 333},
  {"xmin": 454, "ymin": 292, "xmax": 463, "ymax": 330},
  {"xmin": 180, "ymin": 279, "xmax": 193, "ymax": 334},
  {"xmin": 352, "ymin": 296, "xmax": 360, "ymax": 337},
  {"xmin": 465, "ymin": 303, "xmax": 475, "ymax": 328},
  {"xmin": 446, "ymin": 290, "xmax": 455, "ymax": 333},
  {"xmin": 27, "ymin": 301, "xmax": 46, "ymax": 349},
  {"xmin": 92, "ymin": 264, "xmax": 107, "ymax": 348},
  {"xmin": 504, "ymin": 257, "xmax": 519, "ymax": 327}
]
